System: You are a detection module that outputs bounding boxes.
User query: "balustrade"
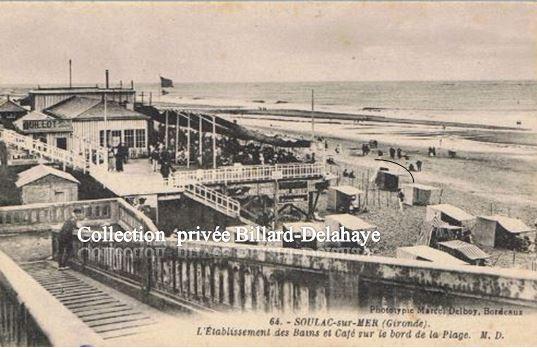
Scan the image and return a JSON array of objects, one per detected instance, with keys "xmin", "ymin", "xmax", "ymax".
[{"xmin": 2, "ymin": 199, "xmax": 537, "ymax": 316}]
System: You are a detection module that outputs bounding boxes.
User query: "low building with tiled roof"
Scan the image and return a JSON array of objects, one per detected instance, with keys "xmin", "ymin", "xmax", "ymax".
[
  {"xmin": 16, "ymin": 164, "xmax": 80, "ymax": 204},
  {"xmin": 0, "ymin": 98, "xmax": 28, "ymax": 125}
]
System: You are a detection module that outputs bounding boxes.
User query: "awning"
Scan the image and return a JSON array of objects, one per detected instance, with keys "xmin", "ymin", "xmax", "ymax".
[
  {"xmin": 438, "ymin": 240, "xmax": 490, "ymax": 260},
  {"xmin": 136, "ymin": 105, "xmax": 311, "ymax": 148},
  {"xmin": 429, "ymin": 204, "xmax": 475, "ymax": 222},
  {"xmin": 332, "ymin": 185, "xmax": 363, "ymax": 196},
  {"xmin": 479, "ymin": 215, "xmax": 535, "ymax": 234}
]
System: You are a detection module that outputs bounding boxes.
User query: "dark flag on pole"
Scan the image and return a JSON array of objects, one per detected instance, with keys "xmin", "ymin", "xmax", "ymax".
[{"xmin": 160, "ymin": 76, "xmax": 174, "ymax": 88}]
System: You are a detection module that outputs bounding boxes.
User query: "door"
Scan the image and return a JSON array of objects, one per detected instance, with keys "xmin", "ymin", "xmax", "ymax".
[{"xmin": 56, "ymin": 137, "xmax": 67, "ymax": 150}]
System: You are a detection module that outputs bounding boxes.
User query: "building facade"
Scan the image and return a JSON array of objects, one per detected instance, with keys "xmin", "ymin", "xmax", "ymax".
[{"xmin": 14, "ymin": 87, "xmax": 149, "ymax": 157}]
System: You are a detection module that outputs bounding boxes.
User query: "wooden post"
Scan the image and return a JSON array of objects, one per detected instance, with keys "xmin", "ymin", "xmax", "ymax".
[
  {"xmin": 165, "ymin": 110, "xmax": 169, "ymax": 149},
  {"xmin": 273, "ymin": 180, "xmax": 279, "ymax": 229},
  {"xmin": 212, "ymin": 115, "xmax": 216, "ymax": 169},
  {"xmin": 187, "ymin": 114, "xmax": 191, "ymax": 169},
  {"xmin": 199, "ymin": 114, "xmax": 203, "ymax": 167},
  {"xmin": 176, "ymin": 111, "xmax": 180, "ymax": 164}
]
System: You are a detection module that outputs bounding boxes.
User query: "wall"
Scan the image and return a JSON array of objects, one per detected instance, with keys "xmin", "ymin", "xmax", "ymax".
[
  {"xmin": 21, "ymin": 176, "xmax": 78, "ymax": 204},
  {"xmin": 72, "ymin": 119, "xmax": 148, "ymax": 155},
  {"xmin": 31, "ymin": 91, "xmax": 135, "ymax": 111}
]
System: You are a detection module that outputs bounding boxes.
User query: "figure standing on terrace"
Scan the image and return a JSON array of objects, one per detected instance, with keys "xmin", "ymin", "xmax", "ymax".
[{"xmin": 57, "ymin": 208, "xmax": 82, "ymax": 270}]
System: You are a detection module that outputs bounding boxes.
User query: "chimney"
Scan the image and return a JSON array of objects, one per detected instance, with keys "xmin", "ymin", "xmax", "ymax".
[
  {"xmin": 131, "ymin": 80, "xmax": 134, "ymax": 89},
  {"xmin": 69, "ymin": 59, "xmax": 72, "ymax": 88},
  {"xmin": 105, "ymin": 70, "xmax": 109, "ymax": 89}
]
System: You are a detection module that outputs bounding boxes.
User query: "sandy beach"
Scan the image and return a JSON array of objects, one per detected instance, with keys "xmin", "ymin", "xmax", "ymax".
[{"xmin": 212, "ymin": 109, "xmax": 537, "ymax": 269}]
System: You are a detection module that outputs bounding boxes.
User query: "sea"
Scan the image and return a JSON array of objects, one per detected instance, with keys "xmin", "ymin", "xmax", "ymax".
[{"xmin": 2, "ymin": 80, "xmax": 537, "ymax": 130}]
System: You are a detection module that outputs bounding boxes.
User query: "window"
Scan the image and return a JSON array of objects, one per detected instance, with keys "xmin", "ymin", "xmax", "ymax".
[
  {"xmin": 99, "ymin": 130, "xmax": 112, "ymax": 147},
  {"xmin": 124, "ymin": 129, "xmax": 135, "ymax": 148},
  {"xmin": 135, "ymin": 129, "xmax": 146, "ymax": 148}
]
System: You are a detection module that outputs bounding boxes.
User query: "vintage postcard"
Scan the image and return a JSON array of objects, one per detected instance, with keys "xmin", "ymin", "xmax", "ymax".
[{"xmin": 0, "ymin": 1, "xmax": 536, "ymax": 346}]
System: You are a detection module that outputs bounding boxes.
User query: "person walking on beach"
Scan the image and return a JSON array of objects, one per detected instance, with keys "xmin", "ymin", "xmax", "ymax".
[
  {"xmin": 396, "ymin": 148, "xmax": 403, "ymax": 159},
  {"xmin": 416, "ymin": 160, "xmax": 422, "ymax": 172},
  {"xmin": 389, "ymin": 147, "xmax": 395, "ymax": 160},
  {"xmin": 57, "ymin": 208, "xmax": 82, "ymax": 270},
  {"xmin": 397, "ymin": 188, "xmax": 405, "ymax": 212}
]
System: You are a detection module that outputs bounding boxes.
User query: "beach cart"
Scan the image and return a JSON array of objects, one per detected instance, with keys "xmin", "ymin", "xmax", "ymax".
[
  {"xmin": 327, "ymin": 185, "xmax": 363, "ymax": 213},
  {"xmin": 436, "ymin": 240, "xmax": 490, "ymax": 266},
  {"xmin": 474, "ymin": 215, "xmax": 535, "ymax": 250},
  {"xmin": 425, "ymin": 204, "xmax": 476, "ymax": 228},
  {"xmin": 396, "ymin": 245, "xmax": 468, "ymax": 266},
  {"xmin": 401, "ymin": 183, "xmax": 441, "ymax": 206}
]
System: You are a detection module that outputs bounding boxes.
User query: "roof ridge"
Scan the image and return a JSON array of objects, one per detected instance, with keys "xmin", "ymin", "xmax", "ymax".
[
  {"xmin": 77, "ymin": 97, "xmax": 102, "ymax": 117},
  {"xmin": 42, "ymin": 95, "xmax": 76, "ymax": 115},
  {"xmin": 75, "ymin": 98, "xmax": 111, "ymax": 119}
]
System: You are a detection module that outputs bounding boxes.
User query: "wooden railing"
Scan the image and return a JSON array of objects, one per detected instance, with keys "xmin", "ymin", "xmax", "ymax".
[
  {"xmin": 184, "ymin": 184, "xmax": 241, "ymax": 218},
  {"xmin": 0, "ymin": 128, "xmax": 106, "ymax": 173},
  {"xmin": 171, "ymin": 162, "xmax": 327, "ymax": 187},
  {"xmin": 71, "ymin": 134, "xmax": 108, "ymax": 169}
]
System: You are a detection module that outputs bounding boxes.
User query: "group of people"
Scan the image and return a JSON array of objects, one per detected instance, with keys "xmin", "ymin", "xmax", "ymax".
[
  {"xmin": 107, "ymin": 143, "xmax": 129, "ymax": 172},
  {"xmin": 153, "ymin": 127, "xmax": 305, "ymax": 170}
]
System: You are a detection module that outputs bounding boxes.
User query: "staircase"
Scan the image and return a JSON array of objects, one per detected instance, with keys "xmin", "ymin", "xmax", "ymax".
[{"xmin": 167, "ymin": 162, "xmax": 329, "ymax": 225}]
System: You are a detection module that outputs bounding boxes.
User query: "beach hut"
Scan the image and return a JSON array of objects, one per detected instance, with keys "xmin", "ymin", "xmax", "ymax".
[
  {"xmin": 396, "ymin": 245, "xmax": 468, "ymax": 266},
  {"xmin": 327, "ymin": 185, "xmax": 363, "ymax": 213},
  {"xmin": 437, "ymin": 240, "xmax": 490, "ymax": 266},
  {"xmin": 16, "ymin": 165, "xmax": 79, "ymax": 204},
  {"xmin": 373, "ymin": 168, "xmax": 403, "ymax": 192},
  {"xmin": 427, "ymin": 222, "xmax": 469, "ymax": 247},
  {"xmin": 473, "ymin": 215, "xmax": 536, "ymax": 250},
  {"xmin": 425, "ymin": 204, "xmax": 476, "ymax": 228},
  {"xmin": 401, "ymin": 183, "xmax": 441, "ymax": 206},
  {"xmin": 282, "ymin": 221, "xmax": 324, "ymax": 250}
]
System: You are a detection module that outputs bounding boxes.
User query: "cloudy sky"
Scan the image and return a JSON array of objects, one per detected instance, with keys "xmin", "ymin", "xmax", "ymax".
[{"xmin": 1, "ymin": 2, "xmax": 536, "ymax": 84}]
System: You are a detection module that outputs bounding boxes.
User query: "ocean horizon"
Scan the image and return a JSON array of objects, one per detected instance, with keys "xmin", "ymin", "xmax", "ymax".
[{"xmin": 2, "ymin": 80, "xmax": 537, "ymax": 129}]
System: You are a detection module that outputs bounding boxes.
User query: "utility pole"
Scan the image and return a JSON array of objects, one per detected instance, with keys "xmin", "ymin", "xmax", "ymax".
[{"xmin": 311, "ymin": 89, "xmax": 315, "ymax": 141}]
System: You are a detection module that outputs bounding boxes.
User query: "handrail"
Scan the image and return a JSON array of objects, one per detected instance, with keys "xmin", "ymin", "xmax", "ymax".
[
  {"xmin": 184, "ymin": 183, "xmax": 240, "ymax": 218},
  {"xmin": 171, "ymin": 162, "xmax": 326, "ymax": 187},
  {"xmin": 0, "ymin": 128, "xmax": 106, "ymax": 173},
  {"xmin": 71, "ymin": 133, "xmax": 108, "ymax": 165},
  {"xmin": 0, "ymin": 250, "xmax": 105, "ymax": 346}
]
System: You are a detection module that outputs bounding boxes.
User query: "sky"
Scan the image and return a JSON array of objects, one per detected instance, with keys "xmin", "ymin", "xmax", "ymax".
[{"xmin": 1, "ymin": 2, "xmax": 537, "ymax": 84}]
